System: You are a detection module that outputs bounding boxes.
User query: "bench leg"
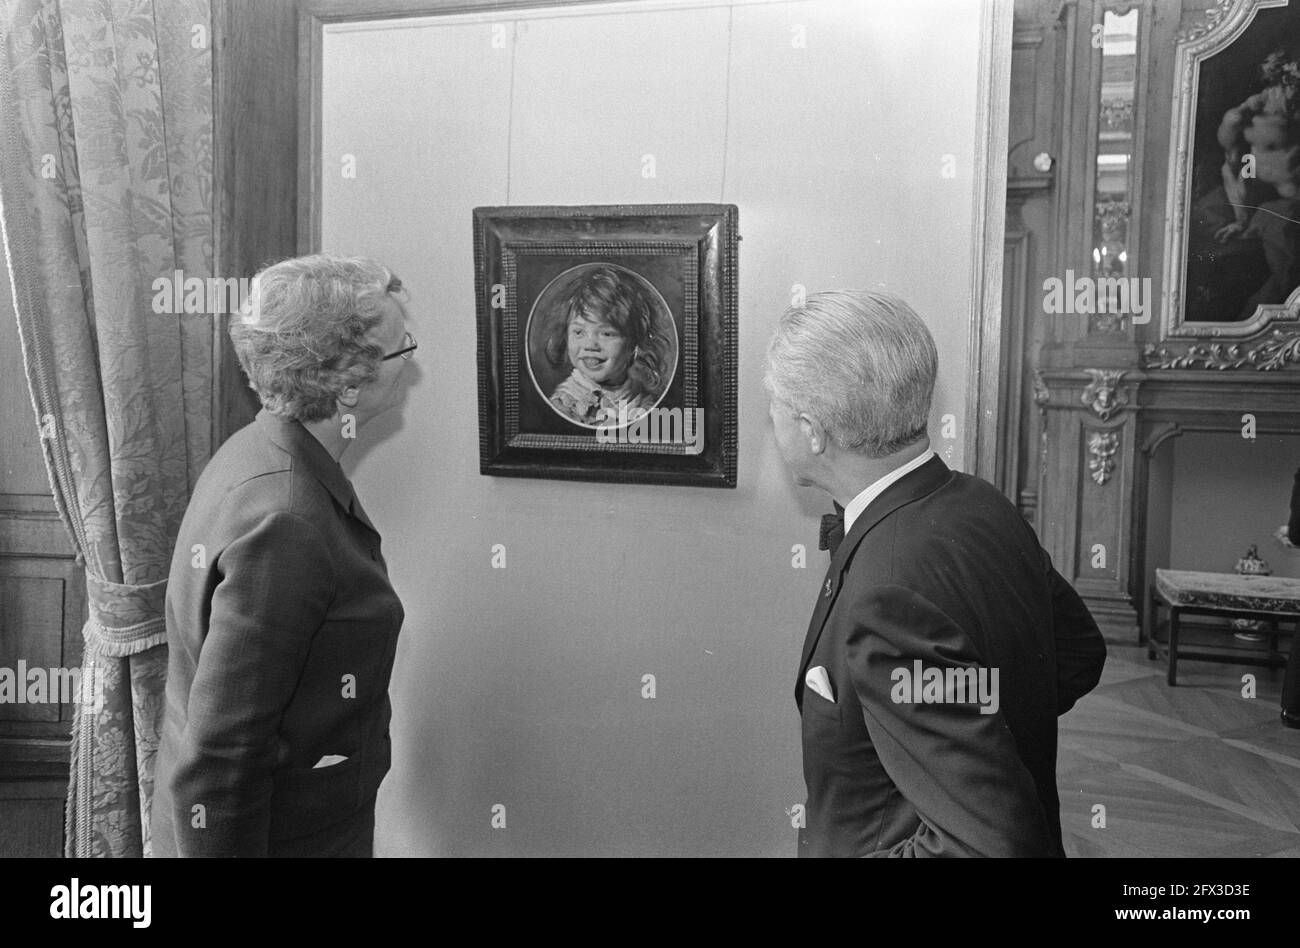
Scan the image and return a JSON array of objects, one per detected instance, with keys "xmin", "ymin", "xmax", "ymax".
[
  {"xmin": 1141, "ymin": 587, "xmax": 1150, "ymax": 648},
  {"xmin": 1147, "ymin": 592, "xmax": 1158, "ymax": 660},
  {"xmin": 1283, "ymin": 618, "xmax": 1300, "ymax": 720},
  {"xmin": 1168, "ymin": 607, "xmax": 1180, "ymax": 687}
]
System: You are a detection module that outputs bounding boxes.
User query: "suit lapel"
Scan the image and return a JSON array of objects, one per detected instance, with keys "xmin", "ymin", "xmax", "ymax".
[
  {"xmin": 349, "ymin": 494, "xmax": 380, "ymax": 536},
  {"xmin": 795, "ymin": 456, "xmax": 953, "ymax": 707},
  {"xmin": 255, "ymin": 409, "xmax": 380, "ymax": 537}
]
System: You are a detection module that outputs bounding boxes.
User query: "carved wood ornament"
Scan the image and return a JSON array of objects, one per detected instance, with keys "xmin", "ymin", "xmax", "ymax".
[{"xmin": 1081, "ymin": 369, "xmax": 1128, "ymax": 420}]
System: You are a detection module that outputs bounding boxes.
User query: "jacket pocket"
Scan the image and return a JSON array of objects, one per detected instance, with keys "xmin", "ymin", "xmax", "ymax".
[
  {"xmin": 268, "ymin": 753, "xmax": 364, "ymax": 841},
  {"xmin": 803, "ymin": 689, "xmax": 843, "ymax": 723}
]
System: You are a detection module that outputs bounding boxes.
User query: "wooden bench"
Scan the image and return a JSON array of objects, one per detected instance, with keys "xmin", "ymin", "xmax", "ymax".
[{"xmin": 1146, "ymin": 569, "xmax": 1300, "ymax": 686}]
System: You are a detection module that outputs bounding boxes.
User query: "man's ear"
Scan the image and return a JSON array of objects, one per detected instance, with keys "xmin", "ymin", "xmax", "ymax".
[{"xmin": 798, "ymin": 413, "xmax": 828, "ymax": 455}]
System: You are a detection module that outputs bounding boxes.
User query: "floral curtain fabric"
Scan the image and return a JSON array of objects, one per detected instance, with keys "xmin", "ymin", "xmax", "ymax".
[{"xmin": 0, "ymin": 0, "xmax": 213, "ymax": 857}]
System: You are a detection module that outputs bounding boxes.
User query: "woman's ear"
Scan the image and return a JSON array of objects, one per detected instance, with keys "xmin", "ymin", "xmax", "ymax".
[{"xmin": 338, "ymin": 387, "xmax": 360, "ymax": 409}]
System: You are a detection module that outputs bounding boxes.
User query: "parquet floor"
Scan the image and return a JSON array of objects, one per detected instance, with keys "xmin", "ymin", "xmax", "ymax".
[{"xmin": 1058, "ymin": 631, "xmax": 1300, "ymax": 857}]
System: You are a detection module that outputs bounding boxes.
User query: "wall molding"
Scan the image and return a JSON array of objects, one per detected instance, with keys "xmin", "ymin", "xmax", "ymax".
[{"xmin": 965, "ymin": 0, "xmax": 1015, "ymax": 482}]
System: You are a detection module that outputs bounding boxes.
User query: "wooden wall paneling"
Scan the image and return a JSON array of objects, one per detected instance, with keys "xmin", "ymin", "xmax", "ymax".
[
  {"xmin": 1072, "ymin": 394, "xmax": 1140, "ymax": 634},
  {"xmin": 1051, "ymin": 0, "xmax": 1088, "ymax": 360},
  {"xmin": 213, "ymin": 0, "xmax": 302, "ymax": 445},
  {"xmin": 0, "ymin": 574, "xmax": 64, "ymax": 725},
  {"xmin": 966, "ymin": 0, "xmax": 1016, "ymax": 484},
  {"xmin": 1039, "ymin": 381, "xmax": 1082, "ymax": 580},
  {"xmin": 0, "ymin": 259, "xmax": 84, "ymax": 855},
  {"xmin": 1020, "ymin": 1, "xmax": 1279, "ymax": 641},
  {"xmin": 0, "ymin": 780, "xmax": 68, "ymax": 857},
  {"xmin": 0, "ymin": 544, "xmax": 85, "ymax": 855},
  {"xmin": 1038, "ymin": 369, "xmax": 1143, "ymax": 637},
  {"xmin": 1001, "ymin": 217, "xmax": 1032, "ymax": 509},
  {"xmin": 0, "ymin": 554, "xmax": 86, "ymax": 751},
  {"xmin": 1004, "ymin": 12, "xmax": 1041, "ymax": 510},
  {"xmin": 1008, "ymin": 2, "xmax": 1065, "ymax": 522},
  {"xmin": 1134, "ymin": 418, "xmax": 1179, "ymax": 641},
  {"xmin": 1127, "ymin": 1, "xmax": 1154, "ymax": 323}
]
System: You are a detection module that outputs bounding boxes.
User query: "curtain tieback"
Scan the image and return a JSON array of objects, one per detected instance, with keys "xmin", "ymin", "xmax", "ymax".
[{"xmin": 82, "ymin": 573, "xmax": 168, "ymax": 658}]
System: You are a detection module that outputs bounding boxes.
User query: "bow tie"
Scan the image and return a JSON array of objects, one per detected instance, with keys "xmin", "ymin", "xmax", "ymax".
[{"xmin": 818, "ymin": 502, "xmax": 845, "ymax": 554}]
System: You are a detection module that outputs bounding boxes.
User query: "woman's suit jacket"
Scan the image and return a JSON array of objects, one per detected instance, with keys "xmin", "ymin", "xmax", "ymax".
[{"xmin": 152, "ymin": 409, "xmax": 404, "ymax": 857}]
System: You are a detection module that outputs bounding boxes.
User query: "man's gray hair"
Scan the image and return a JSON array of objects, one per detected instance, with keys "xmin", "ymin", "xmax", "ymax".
[
  {"xmin": 230, "ymin": 254, "xmax": 405, "ymax": 423},
  {"xmin": 764, "ymin": 289, "xmax": 937, "ymax": 457}
]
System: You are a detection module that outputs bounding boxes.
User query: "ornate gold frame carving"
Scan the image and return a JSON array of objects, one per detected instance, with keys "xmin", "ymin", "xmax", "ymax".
[
  {"xmin": 1142, "ymin": 328, "xmax": 1300, "ymax": 370},
  {"xmin": 1176, "ymin": 0, "xmax": 1237, "ymax": 42}
]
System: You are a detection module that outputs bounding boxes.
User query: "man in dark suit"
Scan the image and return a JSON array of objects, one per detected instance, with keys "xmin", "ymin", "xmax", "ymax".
[{"xmin": 764, "ymin": 289, "xmax": 1105, "ymax": 857}]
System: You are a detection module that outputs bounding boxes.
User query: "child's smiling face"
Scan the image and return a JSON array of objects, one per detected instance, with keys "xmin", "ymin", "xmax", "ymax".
[{"xmin": 567, "ymin": 310, "xmax": 633, "ymax": 386}]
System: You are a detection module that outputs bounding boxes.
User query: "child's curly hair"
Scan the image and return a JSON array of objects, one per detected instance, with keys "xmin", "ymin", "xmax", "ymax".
[{"xmin": 542, "ymin": 265, "xmax": 668, "ymax": 398}]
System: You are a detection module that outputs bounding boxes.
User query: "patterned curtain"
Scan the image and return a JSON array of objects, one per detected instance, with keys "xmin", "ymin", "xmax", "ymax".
[{"xmin": 0, "ymin": 0, "xmax": 213, "ymax": 857}]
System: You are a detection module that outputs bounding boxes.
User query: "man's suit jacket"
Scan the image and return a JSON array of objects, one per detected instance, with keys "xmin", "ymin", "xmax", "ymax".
[
  {"xmin": 797, "ymin": 456, "xmax": 1105, "ymax": 857},
  {"xmin": 152, "ymin": 409, "xmax": 404, "ymax": 857}
]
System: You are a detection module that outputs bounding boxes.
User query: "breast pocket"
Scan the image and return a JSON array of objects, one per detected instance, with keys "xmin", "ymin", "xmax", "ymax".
[{"xmin": 802, "ymin": 689, "xmax": 843, "ymax": 724}]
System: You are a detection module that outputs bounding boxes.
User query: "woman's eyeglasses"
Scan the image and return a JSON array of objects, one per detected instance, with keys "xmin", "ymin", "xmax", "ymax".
[{"xmin": 382, "ymin": 331, "xmax": 418, "ymax": 361}]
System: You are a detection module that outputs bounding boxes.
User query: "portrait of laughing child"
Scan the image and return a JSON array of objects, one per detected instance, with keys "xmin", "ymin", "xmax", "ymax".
[{"xmin": 541, "ymin": 264, "xmax": 668, "ymax": 427}]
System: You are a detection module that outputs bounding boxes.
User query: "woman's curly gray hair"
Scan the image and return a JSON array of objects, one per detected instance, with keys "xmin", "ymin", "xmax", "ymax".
[{"xmin": 230, "ymin": 254, "xmax": 406, "ymax": 423}]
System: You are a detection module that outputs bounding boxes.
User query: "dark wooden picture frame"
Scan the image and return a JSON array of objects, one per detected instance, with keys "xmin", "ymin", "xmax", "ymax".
[{"xmin": 473, "ymin": 204, "xmax": 738, "ymax": 488}]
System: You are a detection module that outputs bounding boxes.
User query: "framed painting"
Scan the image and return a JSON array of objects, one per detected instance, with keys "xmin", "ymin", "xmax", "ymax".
[
  {"xmin": 1161, "ymin": 0, "xmax": 1300, "ymax": 342},
  {"xmin": 473, "ymin": 204, "xmax": 738, "ymax": 487}
]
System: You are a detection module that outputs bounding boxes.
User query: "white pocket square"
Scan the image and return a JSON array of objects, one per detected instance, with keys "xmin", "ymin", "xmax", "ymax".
[
  {"xmin": 805, "ymin": 666, "xmax": 835, "ymax": 703},
  {"xmin": 313, "ymin": 754, "xmax": 349, "ymax": 769}
]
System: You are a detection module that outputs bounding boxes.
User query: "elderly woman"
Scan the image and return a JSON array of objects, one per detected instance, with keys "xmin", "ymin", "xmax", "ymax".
[{"xmin": 151, "ymin": 254, "xmax": 415, "ymax": 857}]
